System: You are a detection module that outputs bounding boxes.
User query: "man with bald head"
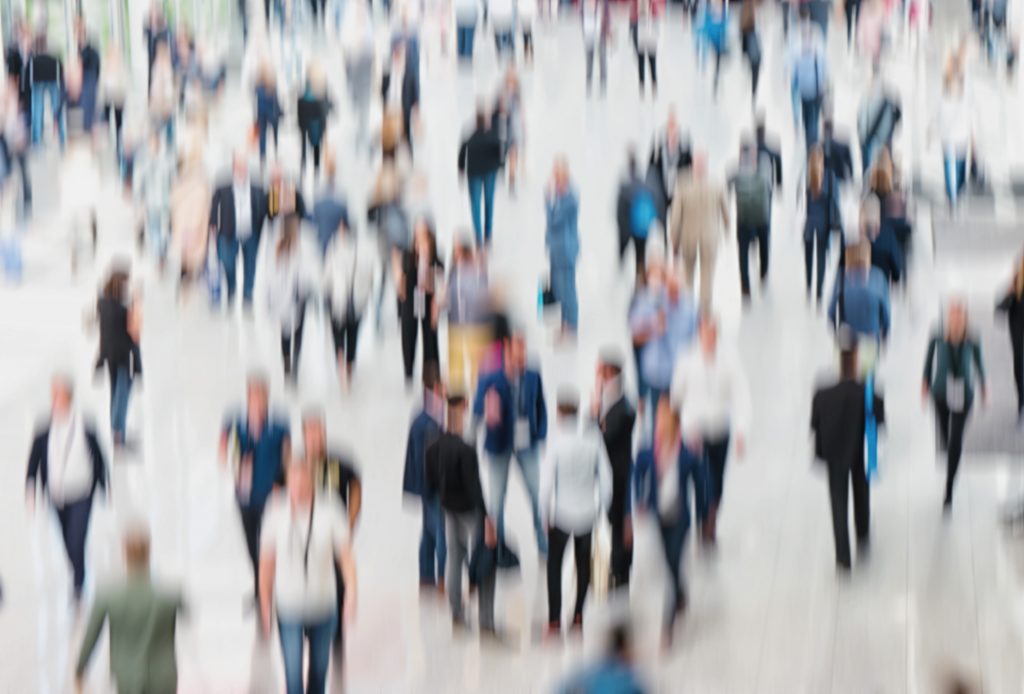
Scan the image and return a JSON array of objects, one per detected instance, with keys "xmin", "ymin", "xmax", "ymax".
[{"xmin": 209, "ymin": 150, "xmax": 268, "ymax": 308}]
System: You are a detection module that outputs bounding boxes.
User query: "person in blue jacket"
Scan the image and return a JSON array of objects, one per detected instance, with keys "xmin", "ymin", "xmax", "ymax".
[
  {"xmin": 557, "ymin": 622, "xmax": 646, "ymax": 693},
  {"xmin": 632, "ymin": 395, "xmax": 701, "ymax": 646},
  {"xmin": 827, "ymin": 239, "xmax": 891, "ymax": 359},
  {"xmin": 545, "ymin": 158, "xmax": 581, "ymax": 338},
  {"xmin": 696, "ymin": 0, "xmax": 730, "ymax": 95},
  {"xmin": 401, "ymin": 365, "xmax": 447, "ymax": 590},
  {"xmin": 473, "ymin": 331, "xmax": 549, "ymax": 554}
]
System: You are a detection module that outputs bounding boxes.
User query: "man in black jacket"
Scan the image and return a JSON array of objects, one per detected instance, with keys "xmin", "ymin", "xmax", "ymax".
[
  {"xmin": 592, "ymin": 349, "xmax": 636, "ymax": 589},
  {"xmin": 616, "ymin": 148, "xmax": 659, "ymax": 280},
  {"xmin": 810, "ymin": 332, "xmax": 885, "ymax": 571},
  {"xmin": 647, "ymin": 109, "xmax": 693, "ymax": 227},
  {"xmin": 426, "ymin": 394, "xmax": 498, "ymax": 636},
  {"xmin": 458, "ymin": 108, "xmax": 503, "ymax": 248},
  {"xmin": 25, "ymin": 375, "xmax": 108, "ymax": 602},
  {"xmin": 209, "ymin": 152, "xmax": 268, "ymax": 308}
]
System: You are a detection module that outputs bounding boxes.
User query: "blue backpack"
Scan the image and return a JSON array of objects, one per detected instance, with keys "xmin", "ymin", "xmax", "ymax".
[{"xmin": 630, "ymin": 188, "xmax": 657, "ymax": 239}]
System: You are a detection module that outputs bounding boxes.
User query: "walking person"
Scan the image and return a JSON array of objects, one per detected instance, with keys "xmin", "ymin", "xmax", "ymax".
[
  {"xmin": 499, "ymin": 69, "xmax": 525, "ymax": 192},
  {"xmin": 444, "ymin": 234, "xmax": 490, "ymax": 395},
  {"xmin": 669, "ymin": 152, "xmax": 730, "ymax": 313},
  {"xmin": 381, "ymin": 39, "xmax": 420, "ymax": 158},
  {"xmin": 253, "ymin": 61, "xmax": 282, "ymax": 167},
  {"xmin": 458, "ymin": 108, "xmax": 503, "ymax": 248},
  {"xmin": 75, "ymin": 527, "xmax": 184, "ymax": 694},
  {"xmin": 454, "ymin": 0, "xmax": 482, "ymax": 61},
  {"xmin": 740, "ymin": 0, "xmax": 763, "ymax": 101},
  {"xmin": 857, "ymin": 65, "xmax": 902, "ymax": 175},
  {"xmin": 341, "ymin": 0, "xmax": 375, "ymax": 149},
  {"xmin": 492, "ymin": 0, "xmax": 517, "ymax": 60},
  {"xmin": 789, "ymin": 17, "xmax": 828, "ymax": 149},
  {"xmin": 932, "ymin": 63, "xmax": 974, "ymax": 212},
  {"xmin": 323, "ymin": 210, "xmax": 374, "ymax": 387},
  {"xmin": 648, "ymin": 110, "xmax": 693, "ymax": 230},
  {"xmin": 545, "ymin": 157, "xmax": 581, "ymax": 338},
  {"xmin": 95, "ymin": 266, "xmax": 142, "ymax": 450},
  {"xmin": 632, "ymin": 395, "xmax": 698, "ymax": 646},
  {"xmin": 402, "ymin": 366, "xmax": 447, "ymax": 592},
  {"xmin": 671, "ymin": 315, "xmax": 750, "ymax": 544},
  {"xmin": 25, "ymin": 375, "xmax": 108, "ymax": 603},
  {"xmin": 265, "ymin": 214, "xmax": 311, "ymax": 385},
  {"xmin": 696, "ymin": 0, "xmax": 730, "ymax": 95},
  {"xmin": 218, "ymin": 374, "xmax": 291, "ymax": 610},
  {"xmin": 311, "ymin": 151, "xmax": 349, "ymax": 259},
  {"xmin": 74, "ymin": 20, "xmax": 101, "ymax": 138},
  {"xmin": 996, "ymin": 255, "xmax": 1024, "ymax": 420},
  {"xmin": 304, "ymin": 410, "xmax": 362, "ymax": 650},
  {"xmin": 133, "ymin": 133, "xmax": 175, "ymax": 272},
  {"xmin": 635, "ymin": 0, "xmax": 662, "ymax": 98},
  {"xmin": 540, "ymin": 386, "xmax": 613, "ymax": 637},
  {"xmin": 28, "ymin": 33, "xmax": 66, "ymax": 148},
  {"xmin": 399, "ymin": 217, "xmax": 444, "ymax": 386},
  {"xmin": 148, "ymin": 43, "xmax": 176, "ymax": 146},
  {"xmin": 582, "ymin": 0, "xmax": 612, "ymax": 95},
  {"xmin": 923, "ymin": 300, "xmax": 987, "ymax": 510},
  {"xmin": 473, "ymin": 330, "xmax": 549, "ymax": 554},
  {"xmin": 297, "ymin": 65, "xmax": 333, "ymax": 181},
  {"xmin": 591, "ymin": 350, "xmax": 637, "ymax": 590},
  {"xmin": 426, "ymin": 395, "xmax": 500, "ymax": 637},
  {"xmin": 810, "ymin": 331, "xmax": 885, "ymax": 571},
  {"xmin": 170, "ymin": 146, "xmax": 210, "ymax": 287},
  {"xmin": 616, "ymin": 147, "xmax": 659, "ymax": 280},
  {"xmin": 801, "ymin": 145, "xmax": 836, "ymax": 304},
  {"xmin": 827, "ymin": 240, "xmax": 891, "ymax": 370},
  {"xmin": 519, "ymin": 0, "xmax": 537, "ymax": 62},
  {"xmin": 259, "ymin": 455, "xmax": 357, "ymax": 694},
  {"xmin": 209, "ymin": 152, "xmax": 269, "ymax": 309},
  {"xmin": 731, "ymin": 141, "xmax": 772, "ymax": 302}
]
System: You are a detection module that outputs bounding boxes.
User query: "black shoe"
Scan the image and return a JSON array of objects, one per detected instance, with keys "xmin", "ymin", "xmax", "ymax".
[{"xmin": 943, "ymin": 496, "xmax": 953, "ymax": 514}]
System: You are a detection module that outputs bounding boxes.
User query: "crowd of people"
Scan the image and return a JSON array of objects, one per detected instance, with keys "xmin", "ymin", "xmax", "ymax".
[{"xmin": 9, "ymin": 0, "xmax": 1024, "ymax": 691}]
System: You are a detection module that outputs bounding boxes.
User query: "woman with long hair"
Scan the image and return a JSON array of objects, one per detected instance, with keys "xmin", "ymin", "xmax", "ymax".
[
  {"xmin": 96, "ymin": 265, "xmax": 142, "ymax": 449},
  {"xmin": 398, "ymin": 217, "xmax": 443, "ymax": 386},
  {"xmin": 801, "ymin": 145, "xmax": 833, "ymax": 304}
]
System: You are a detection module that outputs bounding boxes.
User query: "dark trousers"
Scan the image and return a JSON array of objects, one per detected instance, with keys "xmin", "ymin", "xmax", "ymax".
[
  {"xmin": 330, "ymin": 314, "xmax": 362, "ymax": 366},
  {"xmin": 845, "ymin": 0, "xmax": 861, "ymax": 43},
  {"xmin": 419, "ymin": 494, "xmax": 446, "ymax": 584},
  {"xmin": 547, "ymin": 526, "xmax": 592, "ymax": 625},
  {"xmin": 400, "ymin": 313, "xmax": 439, "ymax": 382},
  {"xmin": 638, "ymin": 51, "xmax": 658, "ymax": 88},
  {"xmin": 309, "ymin": 0, "xmax": 327, "ymax": 19},
  {"xmin": 680, "ymin": 443, "xmax": 709, "ymax": 523},
  {"xmin": 826, "ymin": 462, "xmax": 869, "ymax": 568},
  {"xmin": 301, "ymin": 134, "xmax": 323, "ymax": 177},
  {"xmin": 703, "ymin": 435, "xmax": 731, "ymax": 509},
  {"xmin": 658, "ymin": 514, "xmax": 688, "ymax": 625},
  {"xmin": 1012, "ymin": 331, "xmax": 1024, "ymax": 413},
  {"xmin": 748, "ymin": 56, "xmax": 761, "ymax": 97},
  {"xmin": 334, "ymin": 564, "xmax": 346, "ymax": 646},
  {"xmin": 934, "ymin": 397, "xmax": 971, "ymax": 502},
  {"xmin": 608, "ymin": 492, "xmax": 633, "ymax": 589},
  {"xmin": 456, "ymin": 25, "xmax": 477, "ymax": 59},
  {"xmin": 258, "ymin": 118, "xmax": 279, "ymax": 163},
  {"xmin": 737, "ymin": 224, "xmax": 770, "ymax": 296},
  {"xmin": 238, "ymin": 501, "xmax": 266, "ymax": 597},
  {"xmin": 804, "ymin": 228, "xmax": 830, "ymax": 300},
  {"xmin": 281, "ymin": 310, "xmax": 307, "ymax": 378},
  {"xmin": 55, "ymin": 494, "xmax": 93, "ymax": 596},
  {"xmin": 801, "ymin": 98, "xmax": 822, "ymax": 149},
  {"xmin": 523, "ymin": 29, "xmax": 534, "ymax": 59}
]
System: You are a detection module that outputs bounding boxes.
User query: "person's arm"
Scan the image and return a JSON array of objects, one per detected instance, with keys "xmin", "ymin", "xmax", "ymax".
[
  {"xmin": 879, "ymin": 281, "xmax": 891, "ymax": 340},
  {"xmin": 75, "ymin": 594, "xmax": 108, "ymax": 680},
  {"xmin": 337, "ymin": 541, "xmax": 357, "ymax": 622},
  {"xmin": 458, "ymin": 140, "xmax": 468, "ymax": 175},
  {"xmin": 972, "ymin": 340, "xmax": 987, "ymax": 398},
  {"xmin": 826, "ymin": 276, "xmax": 839, "ymax": 325},
  {"xmin": 922, "ymin": 337, "xmax": 937, "ymax": 395},
  {"xmin": 719, "ymin": 188, "xmax": 730, "ymax": 231},
  {"xmin": 538, "ymin": 446, "xmax": 556, "ymax": 530},
  {"xmin": 466, "ymin": 448, "xmax": 488, "ymax": 513},
  {"xmin": 25, "ymin": 432, "xmax": 44, "ymax": 496},
  {"xmin": 258, "ymin": 548, "xmax": 275, "ymax": 638},
  {"xmin": 535, "ymin": 375, "xmax": 548, "ymax": 441},
  {"xmin": 218, "ymin": 416, "xmax": 233, "ymax": 465},
  {"xmin": 85, "ymin": 429, "xmax": 109, "ymax": 495},
  {"xmin": 596, "ymin": 436, "xmax": 614, "ymax": 514},
  {"xmin": 348, "ymin": 476, "xmax": 363, "ymax": 530},
  {"xmin": 275, "ymin": 431, "xmax": 292, "ymax": 489}
]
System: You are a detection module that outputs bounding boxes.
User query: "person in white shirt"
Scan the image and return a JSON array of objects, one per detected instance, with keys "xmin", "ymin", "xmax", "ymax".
[
  {"xmin": 259, "ymin": 455, "xmax": 356, "ymax": 692},
  {"xmin": 265, "ymin": 214, "xmax": 312, "ymax": 385},
  {"xmin": 323, "ymin": 217, "xmax": 375, "ymax": 386},
  {"xmin": 670, "ymin": 315, "xmax": 750, "ymax": 544},
  {"xmin": 932, "ymin": 59, "xmax": 975, "ymax": 211},
  {"xmin": 25, "ymin": 375, "xmax": 109, "ymax": 602},
  {"xmin": 539, "ymin": 386, "xmax": 613, "ymax": 637},
  {"xmin": 491, "ymin": 0, "xmax": 516, "ymax": 58}
]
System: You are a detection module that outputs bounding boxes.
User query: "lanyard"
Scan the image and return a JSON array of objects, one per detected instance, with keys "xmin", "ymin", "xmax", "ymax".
[{"xmin": 296, "ymin": 496, "xmax": 316, "ymax": 579}]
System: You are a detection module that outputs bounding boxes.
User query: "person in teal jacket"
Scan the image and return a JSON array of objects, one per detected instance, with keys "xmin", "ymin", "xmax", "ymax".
[{"xmin": 922, "ymin": 300, "xmax": 987, "ymax": 510}]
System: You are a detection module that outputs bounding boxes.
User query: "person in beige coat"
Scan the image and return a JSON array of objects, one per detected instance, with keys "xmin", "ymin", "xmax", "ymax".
[
  {"xmin": 668, "ymin": 153, "xmax": 729, "ymax": 312},
  {"xmin": 171, "ymin": 147, "xmax": 210, "ymax": 283}
]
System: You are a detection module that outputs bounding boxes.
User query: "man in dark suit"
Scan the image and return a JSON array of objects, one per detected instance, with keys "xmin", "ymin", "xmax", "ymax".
[
  {"xmin": 592, "ymin": 349, "xmax": 637, "ymax": 590},
  {"xmin": 209, "ymin": 152, "xmax": 268, "ymax": 307},
  {"xmin": 810, "ymin": 331, "xmax": 885, "ymax": 571},
  {"xmin": 25, "ymin": 375, "xmax": 108, "ymax": 602}
]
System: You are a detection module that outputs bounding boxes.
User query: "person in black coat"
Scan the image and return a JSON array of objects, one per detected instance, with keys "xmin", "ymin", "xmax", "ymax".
[
  {"xmin": 591, "ymin": 349, "xmax": 637, "ymax": 590},
  {"xmin": 25, "ymin": 375, "xmax": 109, "ymax": 601},
  {"xmin": 96, "ymin": 267, "xmax": 142, "ymax": 449},
  {"xmin": 647, "ymin": 110, "xmax": 693, "ymax": 226},
  {"xmin": 997, "ymin": 257, "xmax": 1024, "ymax": 419},
  {"xmin": 458, "ymin": 108, "xmax": 503, "ymax": 247},
  {"xmin": 810, "ymin": 334, "xmax": 885, "ymax": 571},
  {"xmin": 399, "ymin": 217, "xmax": 444, "ymax": 386},
  {"xmin": 208, "ymin": 153, "xmax": 269, "ymax": 306}
]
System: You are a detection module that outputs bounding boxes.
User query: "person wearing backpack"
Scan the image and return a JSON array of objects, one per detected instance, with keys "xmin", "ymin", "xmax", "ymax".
[
  {"xmin": 616, "ymin": 148, "xmax": 658, "ymax": 280},
  {"xmin": 922, "ymin": 300, "xmax": 987, "ymax": 511},
  {"xmin": 730, "ymin": 142, "xmax": 772, "ymax": 301}
]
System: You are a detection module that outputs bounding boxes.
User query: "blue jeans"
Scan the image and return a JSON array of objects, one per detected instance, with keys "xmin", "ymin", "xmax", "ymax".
[
  {"xmin": 218, "ymin": 234, "xmax": 260, "ymax": 302},
  {"xmin": 217, "ymin": 235, "xmax": 240, "ymax": 301},
  {"xmin": 944, "ymin": 155, "xmax": 967, "ymax": 208},
  {"xmin": 31, "ymin": 82, "xmax": 65, "ymax": 147},
  {"xmin": 419, "ymin": 494, "xmax": 447, "ymax": 584},
  {"xmin": 457, "ymin": 24, "xmax": 477, "ymax": 58},
  {"xmin": 549, "ymin": 261, "xmax": 578, "ymax": 329},
  {"xmin": 467, "ymin": 171, "xmax": 497, "ymax": 245},
  {"xmin": 488, "ymin": 447, "xmax": 548, "ymax": 554},
  {"xmin": 278, "ymin": 613, "xmax": 337, "ymax": 694},
  {"xmin": 110, "ymin": 366, "xmax": 133, "ymax": 442},
  {"xmin": 658, "ymin": 513, "xmax": 689, "ymax": 625}
]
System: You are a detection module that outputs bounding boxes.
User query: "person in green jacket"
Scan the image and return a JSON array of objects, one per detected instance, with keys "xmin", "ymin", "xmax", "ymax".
[
  {"xmin": 76, "ymin": 527, "xmax": 184, "ymax": 694},
  {"xmin": 922, "ymin": 299, "xmax": 987, "ymax": 511}
]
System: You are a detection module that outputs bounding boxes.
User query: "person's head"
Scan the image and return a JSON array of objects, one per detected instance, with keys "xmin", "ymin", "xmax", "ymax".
[
  {"xmin": 302, "ymin": 410, "xmax": 326, "ymax": 456},
  {"xmin": 692, "ymin": 152, "xmax": 707, "ymax": 180},
  {"xmin": 422, "ymin": 362, "xmax": 444, "ymax": 399},
  {"xmin": 665, "ymin": 269, "xmax": 681, "ymax": 301},
  {"xmin": 556, "ymin": 386, "xmax": 580, "ymax": 419},
  {"xmin": 504, "ymin": 331, "xmax": 527, "ymax": 373},
  {"xmin": 270, "ymin": 162, "xmax": 285, "ymax": 189},
  {"xmin": 446, "ymin": 394, "xmax": 467, "ymax": 432},
  {"xmin": 755, "ymin": 116, "xmax": 766, "ymax": 144},
  {"xmin": 246, "ymin": 372, "xmax": 269, "ymax": 414},
  {"xmin": 505, "ymin": 67, "xmax": 520, "ymax": 94},
  {"xmin": 475, "ymin": 106, "xmax": 488, "ymax": 132},
  {"xmin": 739, "ymin": 141, "xmax": 755, "ymax": 171},
  {"xmin": 606, "ymin": 623, "xmax": 635, "ymax": 666},
  {"xmin": 102, "ymin": 265, "xmax": 131, "ymax": 302},
  {"xmin": 232, "ymin": 151, "xmax": 249, "ymax": 183},
  {"xmin": 323, "ymin": 149, "xmax": 337, "ymax": 181},
  {"xmin": 698, "ymin": 314, "xmax": 719, "ymax": 355},
  {"xmin": 845, "ymin": 239, "xmax": 872, "ymax": 270},
  {"xmin": 453, "ymin": 233, "xmax": 475, "ymax": 264},
  {"xmin": 75, "ymin": 17, "xmax": 87, "ymax": 43},
  {"xmin": 945, "ymin": 298, "xmax": 969, "ymax": 343},
  {"xmin": 666, "ymin": 108, "xmax": 679, "ymax": 140},
  {"xmin": 552, "ymin": 156, "xmax": 570, "ymax": 193},
  {"xmin": 51, "ymin": 374, "xmax": 74, "ymax": 416},
  {"xmin": 413, "ymin": 216, "xmax": 437, "ymax": 257},
  {"xmin": 808, "ymin": 145, "xmax": 825, "ymax": 197},
  {"xmin": 123, "ymin": 525, "xmax": 151, "ymax": 573},
  {"xmin": 286, "ymin": 455, "xmax": 315, "ymax": 505},
  {"xmin": 822, "ymin": 119, "xmax": 835, "ymax": 141}
]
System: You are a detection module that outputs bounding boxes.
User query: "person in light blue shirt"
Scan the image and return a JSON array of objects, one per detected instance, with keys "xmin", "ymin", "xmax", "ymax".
[
  {"xmin": 828, "ymin": 240, "xmax": 890, "ymax": 344},
  {"xmin": 545, "ymin": 157, "xmax": 581, "ymax": 336},
  {"xmin": 639, "ymin": 272, "xmax": 699, "ymax": 407}
]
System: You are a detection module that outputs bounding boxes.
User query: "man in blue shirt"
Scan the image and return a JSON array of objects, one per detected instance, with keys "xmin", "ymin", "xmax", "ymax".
[
  {"xmin": 473, "ymin": 331, "xmax": 549, "ymax": 554},
  {"xmin": 828, "ymin": 240, "xmax": 891, "ymax": 349},
  {"xmin": 401, "ymin": 365, "xmax": 447, "ymax": 591},
  {"xmin": 218, "ymin": 373, "xmax": 290, "ymax": 610},
  {"xmin": 311, "ymin": 153, "xmax": 349, "ymax": 259}
]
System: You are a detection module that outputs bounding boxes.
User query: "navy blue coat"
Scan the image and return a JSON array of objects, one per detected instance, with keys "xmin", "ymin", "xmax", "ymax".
[
  {"xmin": 402, "ymin": 409, "xmax": 442, "ymax": 497},
  {"xmin": 26, "ymin": 421, "xmax": 108, "ymax": 498},
  {"xmin": 472, "ymin": 369, "xmax": 547, "ymax": 455}
]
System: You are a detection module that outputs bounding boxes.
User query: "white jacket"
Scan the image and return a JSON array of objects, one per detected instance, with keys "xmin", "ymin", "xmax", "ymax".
[
  {"xmin": 264, "ymin": 247, "xmax": 309, "ymax": 332},
  {"xmin": 539, "ymin": 419, "xmax": 614, "ymax": 535},
  {"xmin": 670, "ymin": 344, "xmax": 751, "ymax": 442},
  {"xmin": 323, "ymin": 233, "xmax": 376, "ymax": 321}
]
